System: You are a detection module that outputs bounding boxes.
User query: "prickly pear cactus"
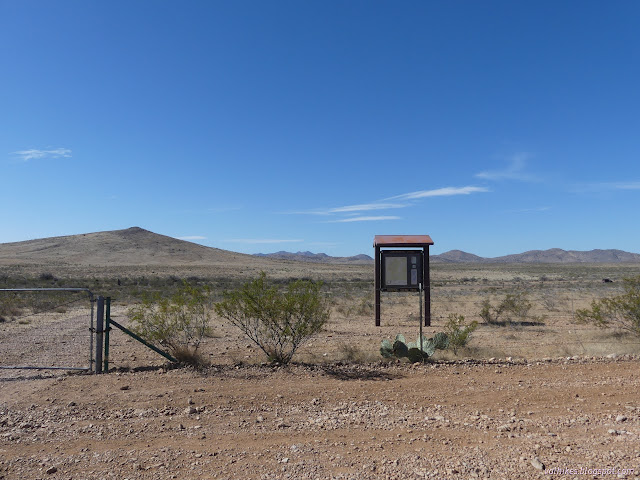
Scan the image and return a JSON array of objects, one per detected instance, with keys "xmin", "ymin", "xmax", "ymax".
[
  {"xmin": 431, "ymin": 332, "xmax": 449, "ymax": 350},
  {"xmin": 381, "ymin": 332, "xmax": 449, "ymax": 362},
  {"xmin": 380, "ymin": 339, "xmax": 393, "ymax": 358}
]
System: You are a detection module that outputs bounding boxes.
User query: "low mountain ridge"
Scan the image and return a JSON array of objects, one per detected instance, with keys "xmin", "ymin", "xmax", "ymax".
[
  {"xmin": 0, "ymin": 227, "xmax": 257, "ymax": 267},
  {"xmin": 432, "ymin": 248, "xmax": 640, "ymax": 264},
  {"xmin": 259, "ymin": 248, "xmax": 640, "ymax": 264},
  {"xmin": 255, "ymin": 251, "xmax": 373, "ymax": 264},
  {"xmin": 1, "ymin": 228, "xmax": 638, "ymax": 267}
]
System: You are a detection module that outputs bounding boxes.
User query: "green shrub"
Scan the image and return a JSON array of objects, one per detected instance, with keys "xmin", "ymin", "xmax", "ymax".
[
  {"xmin": 444, "ymin": 313, "xmax": 478, "ymax": 355},
  {"xmin": 215, "ymin": 272, "xmax": 330, "ymax": 364},
  {"xmin": 128, "ymin": 282, "xmax": 213, "ymax": 361},
  {"xmin": 576, "ymin": 275, "xmax": 640, "ymax": 336},
  {"xmin": 479, "ymin": 291, "xmax": 541, "ymax": 325}
]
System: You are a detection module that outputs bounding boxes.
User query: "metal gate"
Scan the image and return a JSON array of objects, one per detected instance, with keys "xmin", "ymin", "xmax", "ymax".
[{"xmin": 0, "ymin": 288, "xmax": 94, "ymax": 378}]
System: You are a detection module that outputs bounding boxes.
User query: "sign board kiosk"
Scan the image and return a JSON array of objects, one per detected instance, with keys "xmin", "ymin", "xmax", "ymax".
[{"xmin": 374, "ymin": 235, "xmax": 433, "ymax": 326}]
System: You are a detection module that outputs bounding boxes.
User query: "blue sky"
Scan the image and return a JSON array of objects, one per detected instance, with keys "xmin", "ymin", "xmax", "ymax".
[{"xmin": 2, "ymin": 1, "xmax": 639, "ymax": 257}]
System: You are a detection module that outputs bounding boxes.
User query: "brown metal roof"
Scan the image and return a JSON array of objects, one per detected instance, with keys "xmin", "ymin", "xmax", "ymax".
[{"xmin": 373, "ymin": 235, "xmax": 434, "ymax": 247}]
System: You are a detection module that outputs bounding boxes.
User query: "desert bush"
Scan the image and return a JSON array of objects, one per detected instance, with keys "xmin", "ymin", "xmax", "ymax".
[
  {"xmin": 479, "ymin": 291, "xmax": 541, "ymax": 325},
  {"xmin": 171, "ymin": 345, "xmax": 210, "ymax": 370},
  {"xmin": 39, "ymin": 272, "xmax": 56, "ymax": 282},
  {"xmin": 128, "ymin": 282, "xmax": 213, "ymax": 362},
  {"xmin": 444, "ymin": 313, "xmax": 478, "ymax": 355},
  {"xmin": 0, "ymin": 295, "xmax": 22, "ymax": 322},
  {"xmin": 215, "ymin": 272, "xmax": 330, "ymax": 364},
  {"xmin": 575, "ymin": 275, "xmax": 640, "ymax": 336},
  {"xmin": 337, "ymin": 342, "xmax": 369, "ymax": 363}
]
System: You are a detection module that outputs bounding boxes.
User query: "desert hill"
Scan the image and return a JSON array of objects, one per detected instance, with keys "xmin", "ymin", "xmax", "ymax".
[{"xmin": 0, "ymin": 227, "xmax": 256, "ymax": 267}]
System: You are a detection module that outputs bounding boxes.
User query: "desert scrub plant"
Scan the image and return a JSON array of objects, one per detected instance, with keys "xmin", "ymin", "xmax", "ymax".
[
  {"xmin": 444, "ymin": 313, "xmax": 478, "ymax": 355},
  {"xmin": 128, "ymin": 282, "xmax": 213, "ymax": 364},
  {"xmin": 0, "ymin": 294, "xmax": 22, "ymax": 322},
  {"xmin": 215, "ymin": 272, "xmax": 330, "ymax": 364},
  {"xmin": 575, "ymin": 275, "xmax": 640, "ymax": 337},
  {"xmin": 479, "ymin": 291, "xmax": 543, "ymax": 326}
]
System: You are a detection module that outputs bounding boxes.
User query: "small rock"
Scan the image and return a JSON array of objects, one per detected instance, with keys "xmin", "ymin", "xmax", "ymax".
[
  {"xmin": 608, "ymin": 429, "xmax": 619, "ymax": 435},
  {"xmin": 185, "ymin": 406, "xmax": 197, "ymax": 415},
  {"xmin": 497, "ymin": 424, "xmax": 511, "ymax": 432},
  {"xmin": 188, "ymin": 398, "xmax": 194, "ymax": 405},
  {"xmin": 616, "ymin": 415, "xmax": 627, "ymax": 423},
  {"xmin": 46, "ymin": 466, "xmax": 58, "ymax": 474},
  {"xmin": 531, "ymin": 457, "xmax": 545, "ymax": 471},
  {"xmin": 120, "ymin": 385, "xmax": 130, "ymax": 391}
]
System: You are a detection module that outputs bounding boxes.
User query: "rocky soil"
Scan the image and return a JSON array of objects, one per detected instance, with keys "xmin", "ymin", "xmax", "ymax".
[{"xmin": 1, "ymin": 357, "xmax": 639, "ymax": 479}]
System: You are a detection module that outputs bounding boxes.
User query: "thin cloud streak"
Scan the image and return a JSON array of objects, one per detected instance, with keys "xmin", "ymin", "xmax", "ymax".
[
  {"xmin": 287, "ymin": 185, "xmax": 488, "ymax": 217},
  {"xmin": 387, "ymin": 186, "xmax": 489, "ymax": 201},
  {"xmin": 178, "ymin": 235, "xmax": 207, "ymax": 240},
  {"xmin": 572, "ymin": 181, "xmax": 640, "ymax": 193},
  {"xmin": 330, "ymin": 216, "xmax": 401, "ymax": 223},
  {"xmin": 281, "ymin": 202, "xmax": 407, "ymax": 216},
  {"xmin": 329, "ymin": 202, "xmax": 407, "ymax": 213},
  {"xmin": 12, "ymin": 148, "xmax": 72, "ymax": 162},
  {"xmin": 476, "ymin": 153, "xmax": 537, "ymax": 181}
]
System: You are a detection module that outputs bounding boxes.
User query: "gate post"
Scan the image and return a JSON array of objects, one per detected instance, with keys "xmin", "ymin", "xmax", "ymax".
[
  {"xmin": 95, "ymin": 296, "xmax": 104, "ymax": 373},
  {"xmin": 104, "ymin": 297, "xmax": 111, "ymax": 373}
]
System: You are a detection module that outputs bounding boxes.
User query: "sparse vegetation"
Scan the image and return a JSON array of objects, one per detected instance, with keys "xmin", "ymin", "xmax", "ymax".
[
  {"xmin": 337, "ymin": 342, "xmax": 369, "ymax": 363},
  {"xmin": 575, "ymin": 275, "xmax": 640, "ymax": 337},
  {"xmin": 215, "ymin": 272, "xmax": 330, "ymax": 364},
  {"xmin": 444, "ymin": 313, "xmax": 478, "ymax": 355},
  {"xmin": 128, "ymin": 282, "xmax": 213, "ymax": 364},
  {"xmin": 479, "ymin": 291, "xmax": 544, "ymax": 326},
  {"xmin": 0, "ymin": 295, "xmax": 22, "ymax": 322}
]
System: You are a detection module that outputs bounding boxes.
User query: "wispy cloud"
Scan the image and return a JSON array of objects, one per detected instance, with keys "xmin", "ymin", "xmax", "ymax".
[
  {"xmin": 506, "ymin": 206, "xmax": 551, "ymax": 214},
  {"xmin": 12, "ymin": 148, "xmax": 72, "ymax": 162},
  {"xmin": 328, "ymin": 202, "xmax": 407, "ymax": 213},
  {"xmin": 178, "ymin": 235, "xmax": 207, "ymax": 240},
  {"xmin": 228, "ymin": 238, "xmax": 304, "ymax": 244},
  {"xmin": 284, "ymin": 185, "xmax": 488, "ymax": 222},
  {"xmin": 572, "ymin": 181, "xmax": 640, "ymax": 193},
  {"xmin": 475, "ymin": 153, "xmax": 537, "ymax": 182},
  {"xmin": 283, "ymin": 202, "xmax": 406, "ymax": 216},
  {"xmin": 330, "ymin": 216, "xmax": 401, "ymax": 223},
  {"xmin": 387, "ymin": 186, "xmax": 489, "ymax": 201}
]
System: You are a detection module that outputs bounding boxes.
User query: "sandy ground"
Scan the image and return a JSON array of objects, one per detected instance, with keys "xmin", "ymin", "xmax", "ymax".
[
  {"xmin": 2, "ymin": 262, "xmax": 640, "ymax": 479},
  {"xmin": 1, "ymin": 358, "xmax": 639, "ymax": 480}
]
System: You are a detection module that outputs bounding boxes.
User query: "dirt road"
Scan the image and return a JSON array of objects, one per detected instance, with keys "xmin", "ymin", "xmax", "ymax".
[{"xmin": 1, "ymin": 357, "xmax": 639, "ymax": 479}]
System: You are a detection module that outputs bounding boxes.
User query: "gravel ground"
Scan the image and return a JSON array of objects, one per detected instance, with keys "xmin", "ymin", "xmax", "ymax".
[{"xmin": 1, "ymin": 357, "xmax": 639, "ymax": 479}]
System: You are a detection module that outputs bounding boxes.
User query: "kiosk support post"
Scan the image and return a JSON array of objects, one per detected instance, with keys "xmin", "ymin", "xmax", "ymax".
[{"xmin": 374, "ymin": 245, "xmax": 381, "ymax": 327}]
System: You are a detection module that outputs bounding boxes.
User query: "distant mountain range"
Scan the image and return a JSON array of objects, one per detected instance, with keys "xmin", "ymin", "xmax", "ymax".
[
  {"xmin": 257, "ymin": 248, "xmax": 640, "ymax": 264},
  {"xmin": 1, "ymin": 227, "xmax": 638, "ymax": 267},
  {"xmin": 254, "ymin": 251, "xmax": 374, "ymax": 264}
]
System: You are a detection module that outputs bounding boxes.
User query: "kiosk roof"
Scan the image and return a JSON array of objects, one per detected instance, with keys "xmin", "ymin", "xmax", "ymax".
[{"xmin": 373, "ymin": 235, "xmax": 434, "ymax": 247}]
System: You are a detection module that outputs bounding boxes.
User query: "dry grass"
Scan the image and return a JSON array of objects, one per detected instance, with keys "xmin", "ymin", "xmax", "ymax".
[{"xmin": 3, "ymin": 261, "xmax": 640, "ymax": 373}]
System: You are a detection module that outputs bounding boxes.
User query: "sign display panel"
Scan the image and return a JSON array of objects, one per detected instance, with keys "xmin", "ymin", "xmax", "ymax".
[
  {"xmin": 381, "ymin": 250, "xmax": 423, "ymax": 291},
  {"xmin": 385, "ymin": 257, "xmax": 408, "ymax": 286}
]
